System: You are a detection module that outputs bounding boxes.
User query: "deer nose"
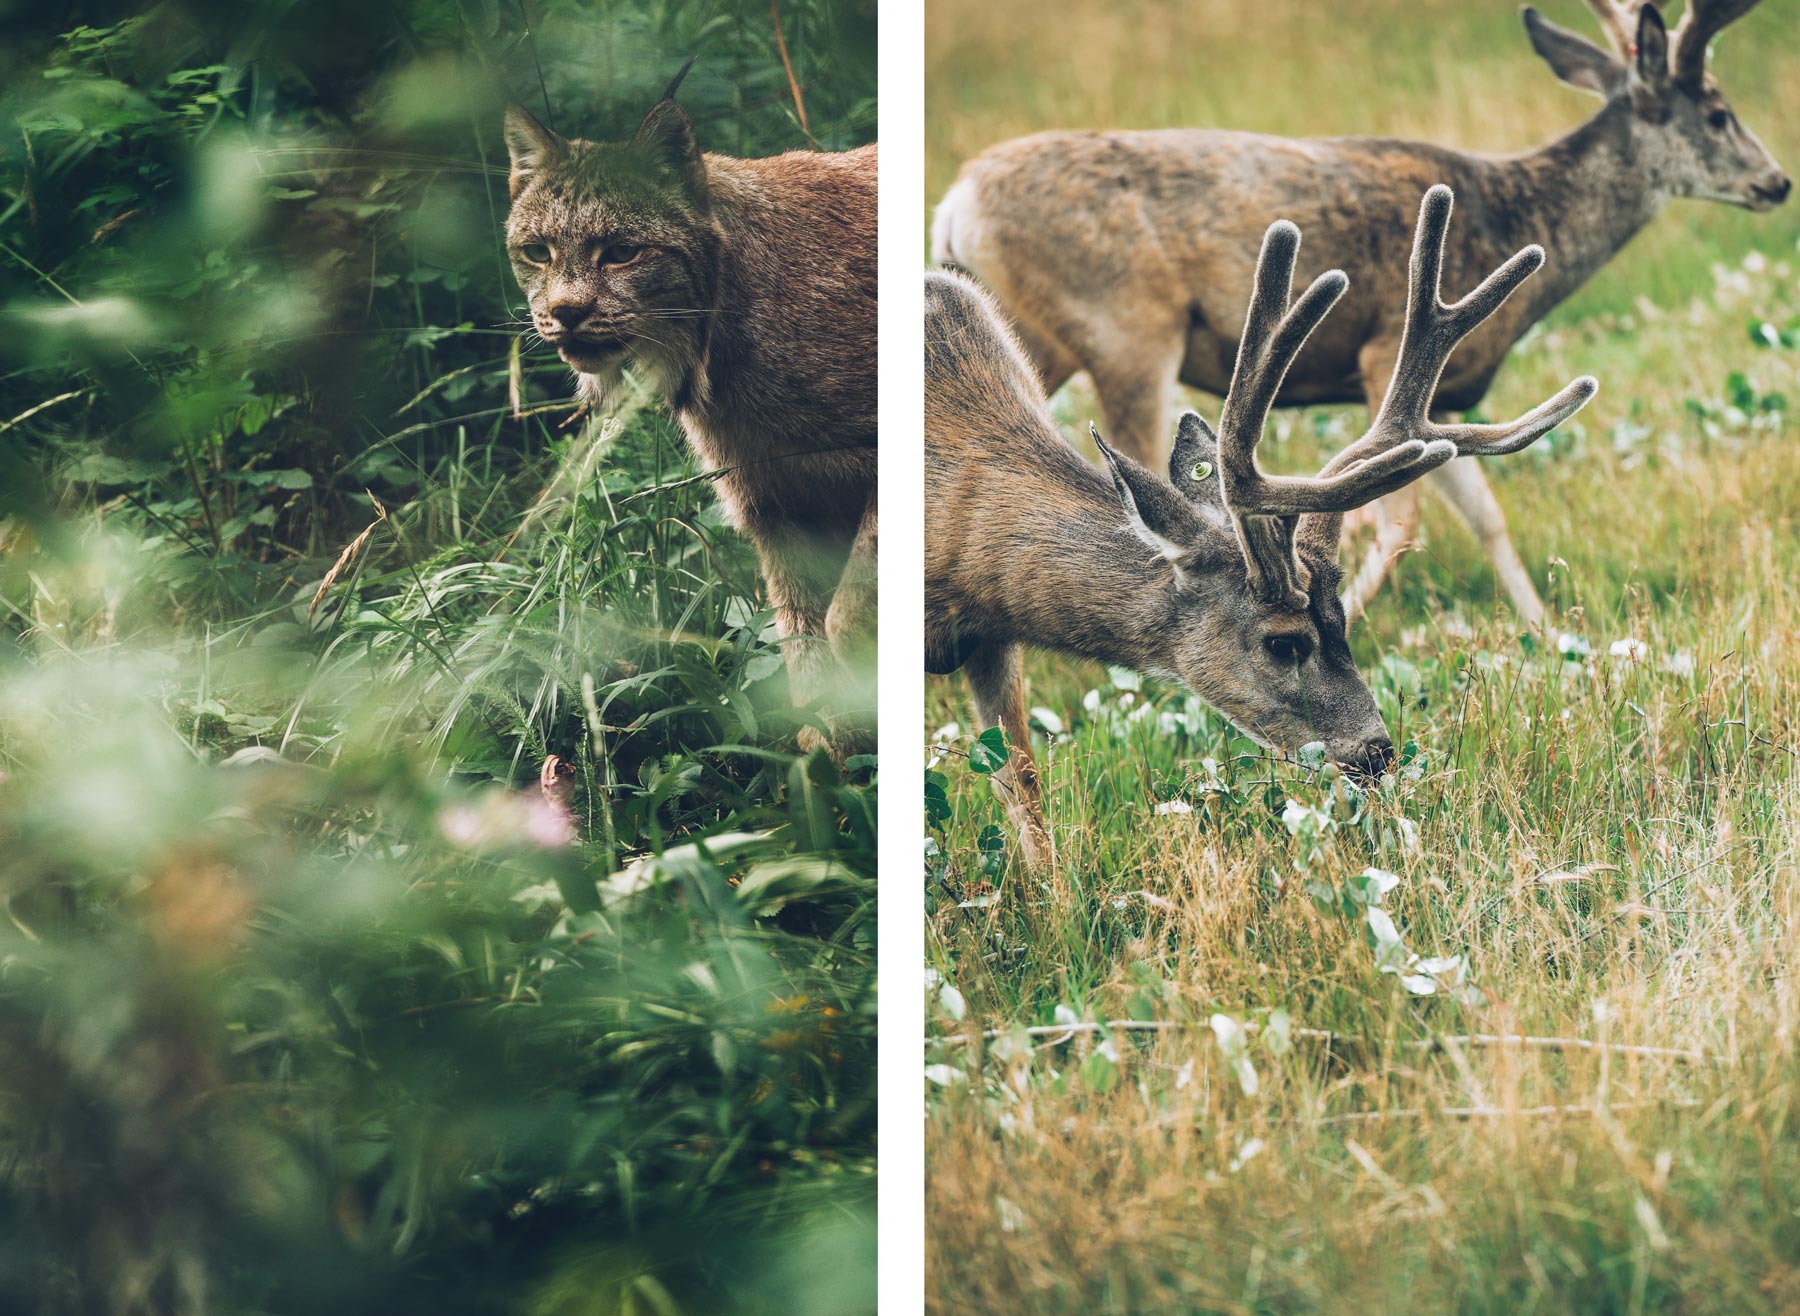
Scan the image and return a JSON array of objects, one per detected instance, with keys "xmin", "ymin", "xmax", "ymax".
[
  {"xmin": 548, "ymin": 301, "xmax": 589, "ymax": 330},
  {"xmin": 1752, "ymin": 173, "xmax": 1792, "ymax": 205},
  {"xmin": 1339, "ymin": 736, "xmax": 1395, "ymax": 781}
]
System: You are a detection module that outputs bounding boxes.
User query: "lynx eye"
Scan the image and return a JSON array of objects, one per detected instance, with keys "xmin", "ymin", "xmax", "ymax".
[
  {"xmin": 1264, "ymin": 633, "xmax": 1313, "ymax": 666},
  {"xmin": 601, "ymin": 242, "xmax": 644, "ymax": 266},
  {"xmin": 517, "ymin": 242, "xmax": 552, "ymax": 265}
]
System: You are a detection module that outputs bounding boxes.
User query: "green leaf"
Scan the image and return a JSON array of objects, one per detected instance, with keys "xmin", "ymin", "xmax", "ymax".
[
  {"xmin": 924, "ymin": 770, "xmax": 952, "ymax": 828},
  {"xmin": 976, "ymin": 824, "xmax": 1009, "ymax": 879},
  {"xmin": 968, "ymin": 726, "xmax": 1010, "ymax": 775},
  {"xmin": 741, "ymin": 651, "xmax": 784, "ymax": 683},
  {"xmin": 1080, "ymin": 1041, "xmax": 1119, "ymax": 1093}
]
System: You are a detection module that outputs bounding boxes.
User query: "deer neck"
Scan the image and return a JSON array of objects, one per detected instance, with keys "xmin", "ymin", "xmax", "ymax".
[
  {"xmin": 1012, "ymin": 475, "xmax": 1184, "ymax": 677},
  {"xmin": 1477, "ymin": 97, "xmax": 1668, "ymax": 323}
]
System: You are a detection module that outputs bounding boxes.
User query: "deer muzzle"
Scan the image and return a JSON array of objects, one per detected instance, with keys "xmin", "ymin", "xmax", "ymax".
[{"xmin": 1335, "ymin": 735, "xmax": 1397, "ymax": 782}]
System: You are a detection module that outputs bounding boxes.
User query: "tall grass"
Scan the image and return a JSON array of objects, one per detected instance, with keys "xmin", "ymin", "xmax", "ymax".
[
  {"xmin": 0, "ymin": 2, "xmax": 876, "ymax": 1311},
  {"xmin": 925, "ymin": 2, "xmax": 1800, "ymax": 1311}
]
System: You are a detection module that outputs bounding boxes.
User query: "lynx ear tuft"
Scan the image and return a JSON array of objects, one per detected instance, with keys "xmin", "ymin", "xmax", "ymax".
[
  {"xmin": 659, "ymin": 55, "xmax": 698, "ymax": 103},
  {"xmin": 633, "ymin": 59, "xmax": 707, "ymax": 196},
  {"xmin": 504, "ymin": 104, "xmax": 566, "ymax": 199}
]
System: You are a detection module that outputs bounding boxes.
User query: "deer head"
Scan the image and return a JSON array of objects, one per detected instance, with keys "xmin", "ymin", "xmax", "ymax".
[
  {"xmin": 1522, "ymin": 0, "xmax": 1788, "ymax": 210},
  {"xmin": 1093, "ymin": 186, "xmax": 1597, "ymax": 775}
]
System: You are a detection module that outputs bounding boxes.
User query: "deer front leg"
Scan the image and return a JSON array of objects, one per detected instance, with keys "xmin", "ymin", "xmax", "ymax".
[
  {"xmin": 963, "ymin": 641, "xmax": 1052, "ymax": 871},
  {"xmin": 1425, "ymin": 457, "xmax": 1547, "ymax": 627}
]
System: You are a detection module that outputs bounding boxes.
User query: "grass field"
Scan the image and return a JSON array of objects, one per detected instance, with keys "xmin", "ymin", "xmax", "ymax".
[{"xmin": 924, "ymin": 1, "xmax": 1800, "ymax": 1311}]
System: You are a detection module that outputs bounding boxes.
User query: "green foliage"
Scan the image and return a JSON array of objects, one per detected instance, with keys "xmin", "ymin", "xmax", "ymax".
[{"xmin": 0, "ymin": 2, "xmax": 875, "ymax": 1311}]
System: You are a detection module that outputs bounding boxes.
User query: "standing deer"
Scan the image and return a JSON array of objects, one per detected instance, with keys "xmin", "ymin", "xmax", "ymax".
[
  {"xmin": 926, "ymin": 188, "xmax": 1596, "ymax": 865},
  {"xmin": 931, "ymin": 0, "xmax": 1785, "ymax": 625}
]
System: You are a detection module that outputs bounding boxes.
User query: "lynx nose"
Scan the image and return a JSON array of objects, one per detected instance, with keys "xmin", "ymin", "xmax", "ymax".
[
  {"xmin": 548, "ymin": 301, "xmax": 589, "ymax": 330},
  {"xmin": 1339, "ymin": 736, "xmax": 1395, "ymax": 781}
]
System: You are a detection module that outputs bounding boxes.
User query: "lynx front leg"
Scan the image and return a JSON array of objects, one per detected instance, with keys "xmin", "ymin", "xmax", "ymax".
[
  {"xmin": 751, "ymin": 532, "xmax": 837, "ymax": 756},
  {"xmin": 963, "ymin": 641, "xmax": 1052, "ymax": 871},
  {"xmin": 754, "ymin": 514, "xmax": 874, "ymax": 763},
  {"xmin": 819, "ymin": 492, "xmax": 878, "ymax": 757}
]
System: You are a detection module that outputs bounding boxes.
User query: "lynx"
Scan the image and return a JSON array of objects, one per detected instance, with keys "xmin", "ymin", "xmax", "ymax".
[{"xmin": 504, "ymin": 64, "xmax": 878, "ymax": 756}]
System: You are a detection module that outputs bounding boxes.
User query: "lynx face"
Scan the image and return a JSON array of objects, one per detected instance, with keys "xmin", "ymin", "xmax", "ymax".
[{"xmin": 503, "ymin": 99, "xmax": 720, "ymax": 405}]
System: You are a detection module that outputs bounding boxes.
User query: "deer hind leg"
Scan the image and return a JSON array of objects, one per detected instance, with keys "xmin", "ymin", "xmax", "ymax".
[
  {"xmin": 1341, "ymin": 345, "xmax": 1424, "ymax": 622},
  {"xmin": 1342, "ymin": 486, "xmax": 1423, "ymax": 624},
  {"xmin": 962, "ymin": 641, "xmax": 1052, "ymax": 871},
  {"xmin": 1087, "ymin": 333, "xmax": 1183, "ymax": 468},
  {"xmin": 1425, "ymin": 457, "xmax": 1546, "ymax": 627}
]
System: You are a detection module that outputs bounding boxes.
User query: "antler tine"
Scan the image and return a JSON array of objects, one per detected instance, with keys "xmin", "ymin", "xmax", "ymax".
[
  {"xmin": 1292, "ymin": 186, "xmax": 1598, "ymax": 566},
  {"xmin": 1215, "ymin": 223, "xmax": 1445, "ymax": 520},
  {"xmin": 1671, "ymin": 0, "xmax": 1761, "ymax": 84},
  {"xmin": 1584, "ymin": 0, "xmax": 1641, "ymax": 57},
  {"xmin": 1326, "ymin": 187, "xmax": 1597, "ymax": 476}
]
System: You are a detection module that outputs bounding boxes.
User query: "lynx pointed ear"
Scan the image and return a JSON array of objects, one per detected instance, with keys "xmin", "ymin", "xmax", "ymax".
[
  {"xmin": 633, "ymin": 60, "xmax": 707, "ymax": 195},
  {"xmin": 503, "ymin": 104, "xmax": 565, "ymax": 199}
]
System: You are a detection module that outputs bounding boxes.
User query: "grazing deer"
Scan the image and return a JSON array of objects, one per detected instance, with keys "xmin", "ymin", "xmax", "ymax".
[
  {"xmin": 926, "ymin": 188, "xmax": 1596, "ymax": 865},
  {"xmin": 931, "ymin": 0, "xmax": 1785, "ymax": 625}
]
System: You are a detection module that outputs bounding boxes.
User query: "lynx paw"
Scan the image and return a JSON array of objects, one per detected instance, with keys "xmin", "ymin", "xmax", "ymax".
[{"xmin": 797, "ymin": 719, "xmax": 876, "ymax": 766}]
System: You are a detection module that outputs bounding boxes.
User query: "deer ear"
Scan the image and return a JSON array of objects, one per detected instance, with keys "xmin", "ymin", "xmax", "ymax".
[
  {"xmin": 1093, "ymin": 426, "xmax": 1206, "ymax": 564},
  {"xmin": 1521, "ymin": 6, "xmax": 1626, "ymax": 97},
  {"xmin": 1630, "ymin": 4, "xmax": 1674, "ymax": 107},
  {"xmin": 1167, "ymin": 411, "xmax": 1230, "ymax": 516},
  {"xmin": 504, "ymin": 104, "xmax": 566, "ymax": 199}
]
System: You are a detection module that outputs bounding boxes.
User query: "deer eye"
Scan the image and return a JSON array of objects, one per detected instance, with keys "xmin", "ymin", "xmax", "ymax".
[
  {"xmin": 1707, "ymin": 108, "xmax": 1733, "ymax": 132},
  {"xmin": 1264, "ymin": 634, "xmax": 1313, "ymax": 666},
  {"xmin": 516, "ymin": 242, "xmax": 552, "ymax": 265},
  {"xmin": 601, "ymin": 242, "xmax": 644, "ymax": 266}
]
